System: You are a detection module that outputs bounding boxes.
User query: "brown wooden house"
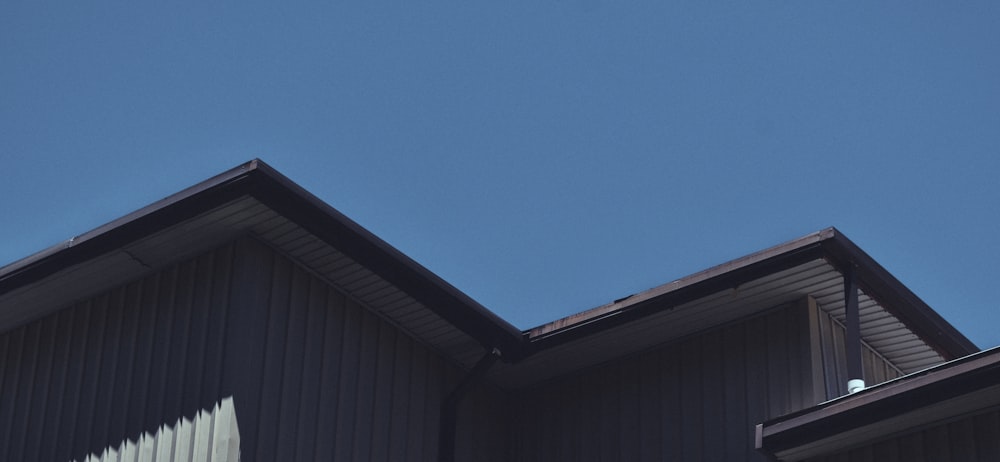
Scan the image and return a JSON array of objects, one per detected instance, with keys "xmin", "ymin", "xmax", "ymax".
[{"xmin": 0, "ymin": 159, "xmax": 992, "ymax": 461}]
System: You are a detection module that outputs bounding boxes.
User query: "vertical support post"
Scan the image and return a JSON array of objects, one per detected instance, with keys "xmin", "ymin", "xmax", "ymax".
[{"xmin": 843, "ymin": 265, "xmax": 865, "ymax": 393}]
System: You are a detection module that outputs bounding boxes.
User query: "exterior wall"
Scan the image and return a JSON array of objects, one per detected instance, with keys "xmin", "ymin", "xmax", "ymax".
[
  {"xmin": 808, "ymin": 297, "xmax": 903, "ymax": 399},
  {"xmin": 0, "ymin": 238, "xmax": 511, "ymax": 462},
  {"xmin": 802, "ymin": 408, "xmax": 1000, "ymax": 462},
  {"xmin": 0, "ymin": 243, "xmax": 238, "ymax": 462},
  {"xmin": 511, "ymin": 301, "xmax": 822, "ymax": 462},
  {"xmin": 225, "ymin": 238, "xmax": 511, "ymax": 462},
  {"xmin": 0, "ymin": 236, "xmax": 920, "ymax": 462}
]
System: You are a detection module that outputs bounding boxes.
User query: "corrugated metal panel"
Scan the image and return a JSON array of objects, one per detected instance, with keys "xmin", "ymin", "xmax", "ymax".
[
  {"xmin": 800, "ymin": 408, "xmax": 1000, "ymax": 462},
  {"xmin": 0, "ymin": 245, "xmax": 237, "ymax": 462},
  {"xmin": 79, "ymin": 397, "xmax": 240, "ymax": 462},
  {"xmin": 235, "ymin": 241, "xmax": 511, "ymax": 462},
  {"xmin": 512, "ymin": 303, "xmax": 818, "ymax": 462}
]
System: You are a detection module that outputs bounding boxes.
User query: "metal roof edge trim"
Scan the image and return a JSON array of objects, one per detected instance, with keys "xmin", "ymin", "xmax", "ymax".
[
  {"xmin": 756, "ymin": 345, "xmax": 1000, "ymax": 457},
  {"xmin": 524, "ymin": 229, "xmax": 836, "ymax": 350},
  {"xmin": 0, "ymin": 160, "xmax": 260, "ymax": 292},
  {"xmin": 522, "ymin": 227, "xmax": 977, "ymax": 363},
  {"xmin": 527, "ymin": 228, "xmax": 835, "ymax": 339},
  {"xmin": 821, "ymin": 230, "xmax": 978, "ymax": 358},
  {"xmin": 245, "ymin": 161, "xmax": 526, "ymax": 357},
  {"xmin": 0, "ymin": 159, "xmax": 526, "ymax": 359},
  {"xmin": 0, "ymin": 159, "xmax": 976, "ymax": 367}
]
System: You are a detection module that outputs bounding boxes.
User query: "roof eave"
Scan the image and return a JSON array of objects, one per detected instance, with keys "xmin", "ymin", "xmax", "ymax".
[
  {"xmin": 524, "ymin": 229, "xmax": 834, "ymax": 351},
  {"xmin": 820, "ymin": 231, "xmax": 978, "ymax": 358},
  {"xmin": 0, "ymin": 159, "xmax": 526, "ymax": 359},
  {"xmin": 523, "ymin": 227, "xmax": 977, "ymax": 361},
  {"xmin": 0, "ymin": 159, "xmax": 259, "ymax": 292},
  {"xmin": 756, "ymin": 346, "xmax": 1000, "ymax": 460}
]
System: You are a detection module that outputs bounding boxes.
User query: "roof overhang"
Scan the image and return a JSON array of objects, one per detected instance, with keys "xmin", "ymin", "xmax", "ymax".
[
  {"xmin": 0, "ymin": 159, "xmax": 977, "ymax": 381},
  {"xmin": 524, "ymin": 227, "xmax": 975, "ymax": 360},
  {"xmin": 0, "ymin": 159, "xmax": 527, "ymax": 366},
  {"xmin": 484, "ymin": 227, "xmax": 977, "ymax": 388},
  {"xmin": 756, "ymin": 346, "xmax": 1000, "ymax": 461}
]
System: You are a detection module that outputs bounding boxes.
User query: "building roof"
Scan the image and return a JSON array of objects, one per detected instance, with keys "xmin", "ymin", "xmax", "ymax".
[
  {"xmin": 487, "ymin": 227, "xmax": 977, "ymax": 387},
  {"xmin": 0, "ymin": 160, "xmax": 524, "ymax": 369},
  {"xmin": 0, "ymin": 159, "xmax": 978, "ymax": 385},
  {"xmin": 756, "ymin": 345, "xmax": 1000, "ymax": 461}
]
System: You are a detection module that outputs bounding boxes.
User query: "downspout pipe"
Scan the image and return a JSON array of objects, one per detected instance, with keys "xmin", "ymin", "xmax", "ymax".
[{"xmin": 438, "ymin": 347, "xmax": 502, "ymax": 462}]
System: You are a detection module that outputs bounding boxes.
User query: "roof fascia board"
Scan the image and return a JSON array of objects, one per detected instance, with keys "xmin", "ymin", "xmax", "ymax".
[
  {"xmin": 525, "ymin": 229, "xmax": 834, "ymax": 350},
  {"xmin": 0, "ymin": 159, "xmax": 526, "ymax": 359},
  {"xmin": 523, "ymin": 227, "xmax": 977, "ymax": 362},
  {"xmin": 757, "ymin": 346, "xmax": 1000, "ymax": 457},
  {"xmin": 246, "ymin": 161, "xmax": 526, "ymax": 357},
  {"xmin": 820, "ymin": 231, "xmax": 978, "ymax": 358},
  {"xmin": 0, "ymin": 158, "xmax": 975, "ymax": 365},
  {"xmin": 0, "ymin": 160, "xmax": 260, "ymax": 293}
]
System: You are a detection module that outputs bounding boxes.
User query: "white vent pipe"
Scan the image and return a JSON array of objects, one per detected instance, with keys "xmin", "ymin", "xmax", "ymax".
[{"xmin": 847, "ymin": 378, "xmax": 866, "ymax": 394}]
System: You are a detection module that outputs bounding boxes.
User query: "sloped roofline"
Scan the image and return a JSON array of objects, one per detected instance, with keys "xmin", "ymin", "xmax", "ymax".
[
  {"xmin": 525, "ymin": 227, "xmax": 977, "ymax": 360},
  {"xmin": 0, "ymin": 159, "xmax": 527, "ymax": 357},
  {"xmin": 0, "ymin": 159, "xmax": 977, "ymax": 364}
]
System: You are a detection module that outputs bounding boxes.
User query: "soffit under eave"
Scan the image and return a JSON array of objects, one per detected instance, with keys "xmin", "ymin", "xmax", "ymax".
[
  {"xmin": 489, "ymin": 258, "xmax": 945, "ymax": 389},
  {"xmin": 0, "ymin": 195, "xmax": 490, "ymax": 370}
]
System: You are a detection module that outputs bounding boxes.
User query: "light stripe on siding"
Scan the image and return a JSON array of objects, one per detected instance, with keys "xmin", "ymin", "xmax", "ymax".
[{"xmin": 78, "ymin": 396, "xmax": 240, "ymax": 462}]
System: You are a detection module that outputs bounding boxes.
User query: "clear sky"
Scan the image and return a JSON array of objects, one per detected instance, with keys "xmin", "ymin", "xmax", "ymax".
[{"xmin": 2, "ymin": 3, "xmax": 998, "ymax": 348}]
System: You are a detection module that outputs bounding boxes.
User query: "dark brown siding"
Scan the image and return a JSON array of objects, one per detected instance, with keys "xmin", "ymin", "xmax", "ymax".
[
  {"xmin": 512, "ymin": 301, "xmax": 820, "ymax": 462},
  {"xmin": 802, "ymin": 408, "xmax": 1000, "ymax": 462},
  {"xmin": 0, "ymin": 238, "xmax": 511, "ymax": 461},
  {"xmin": 231, "ymin": 238, "xmax": 511, "ymax": 462},
  {"xmin": 0, "ymin": 243, "xmax": 237, "ymax": 462}
]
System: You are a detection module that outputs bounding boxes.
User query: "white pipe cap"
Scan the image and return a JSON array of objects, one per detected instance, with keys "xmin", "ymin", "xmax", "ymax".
[{"xmin": 848, "ymin": 378, "xmax": 866, "ymax": 394}]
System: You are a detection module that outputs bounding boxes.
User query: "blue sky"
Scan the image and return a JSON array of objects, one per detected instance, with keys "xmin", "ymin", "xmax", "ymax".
[{"xmin": 2, "ymin": 3, "xmax": 999, "ymax": 348}]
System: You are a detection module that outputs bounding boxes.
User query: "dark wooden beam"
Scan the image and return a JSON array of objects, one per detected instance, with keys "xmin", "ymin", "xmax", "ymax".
[{"xmin": 844, "ymin": 265, "xmax": 864, "ymax": 385}]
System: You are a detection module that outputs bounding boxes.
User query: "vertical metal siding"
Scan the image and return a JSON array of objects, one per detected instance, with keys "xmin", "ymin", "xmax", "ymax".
[
  {"xmin": 801, "ymin": 408, "xmax": 1000, "ymax": 462},
  {"xmin": 512, "ymin": 302, "xmax": 819, "ymax": 462},
  {"xmin": 0, "ymin": 238, "xmax": 511, "ymax": 462},
  {"xmin": 0, "ymin": 244, "xmax": 237, "ymax": 462},
  {"xmin": 237, "ymin": 240, "xmax": 511, "ymax": 462}
]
